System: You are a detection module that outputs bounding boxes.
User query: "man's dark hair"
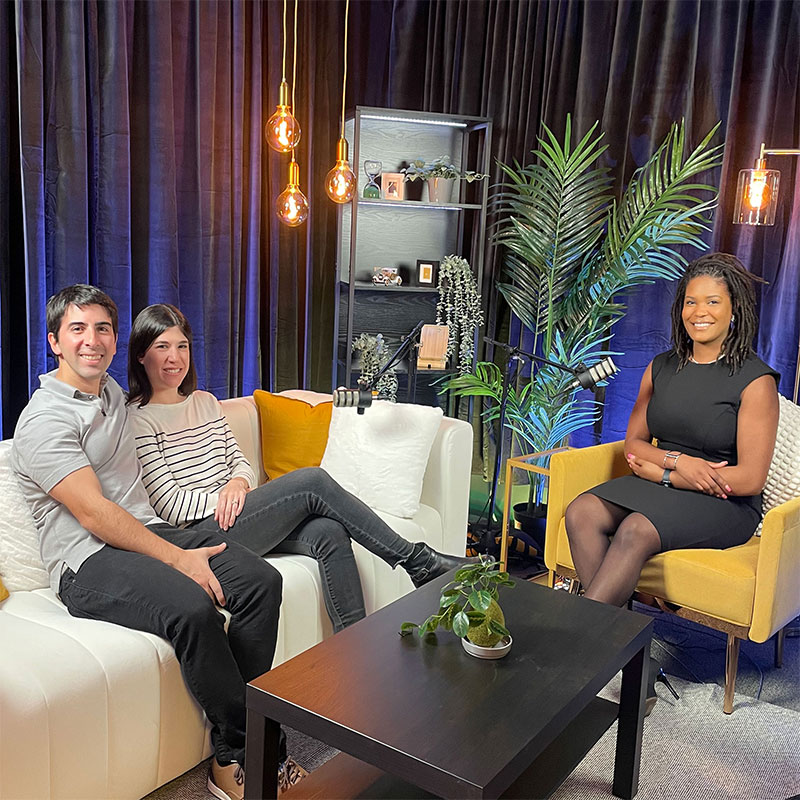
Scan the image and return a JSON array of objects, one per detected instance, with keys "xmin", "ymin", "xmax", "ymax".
[
  {"xmin": 670, "ymin": 252, "xmax": 764, "ymax": 374},
  {"xmin": 127, "ymin": 303, "xmax": 197, "ymax": 406},
  {"xmin": 46, "ymin": 284, "xmax": 119, "ymax": 340}
]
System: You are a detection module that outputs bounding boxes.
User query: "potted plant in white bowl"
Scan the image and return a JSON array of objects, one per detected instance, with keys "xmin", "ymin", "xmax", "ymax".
[
  {"xmin": 403, "ymin": 156, "xmax": 488, "ymax": 203},
  {"xmin": 400, "ymin": 556, "xmax": 516, "ymax": 658}
]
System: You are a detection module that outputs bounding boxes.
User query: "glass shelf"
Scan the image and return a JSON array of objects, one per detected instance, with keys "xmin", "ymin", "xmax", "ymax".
[
  {"xmin": 342, "ymin": 280, "xmax": 438, "ymax": 294},
  {"xmin": 357, "ymin": 198, "xmax": 482, "ymax": 211}
]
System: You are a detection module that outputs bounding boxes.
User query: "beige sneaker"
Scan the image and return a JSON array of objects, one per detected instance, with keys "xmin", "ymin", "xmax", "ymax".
[
  {"xmin": 208, "ymin": 760, "xmax": 244, "ymax": 800},
  {"xmin": 278, "ymin": 757, "xmax": 309, "ymax": 794}
]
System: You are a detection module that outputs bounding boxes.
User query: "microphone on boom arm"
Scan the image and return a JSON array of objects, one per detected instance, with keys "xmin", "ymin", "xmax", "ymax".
[
  {"xmin": 332, "ymin": 387, "xmax": 378, "ymax": 413},
  {"xmin": 567, "ymin": 357, "xmax": 619, "ymax": 392},
  {"xmin": 483, "ymin": 337, "xmax": 618, "ymax": 393},
  {"xmin": 473, "ymin": 338, "xmax": 621, "ymax": 557},
  {"xmin": 334, "ymin": 320, "xmax": 429, "ymax": 414}
]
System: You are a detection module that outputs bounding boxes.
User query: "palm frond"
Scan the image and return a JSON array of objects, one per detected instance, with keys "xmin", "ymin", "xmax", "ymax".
[
  {"xmin": 492, "ymin": 115, "xmax": 613, "ymax": 351},
  {"xmin": 471, "ymin": 117, "xmax": 724, "ymax": 456},
  {"xmin": 562, "ymin": 120, "xmax": 723, "ymax": 332}
]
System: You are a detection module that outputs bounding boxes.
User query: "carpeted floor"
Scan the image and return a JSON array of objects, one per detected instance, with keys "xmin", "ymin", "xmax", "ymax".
[
  {"xmin": 147, "ymin": 611, "xmax": 800, "ymax": 800},
  {"xmin": 553, "ymin": 673, "xmax": 800, "ymax": 800}
]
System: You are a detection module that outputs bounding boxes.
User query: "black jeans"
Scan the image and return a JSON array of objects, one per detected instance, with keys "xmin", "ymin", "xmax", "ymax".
[
  {"xmin": 58, "ymin": 526, "xmax": 282, "ymax": 766},
  {"xmin": 192, "ymin": 467, "xmax": 416, "ymax": 632}
]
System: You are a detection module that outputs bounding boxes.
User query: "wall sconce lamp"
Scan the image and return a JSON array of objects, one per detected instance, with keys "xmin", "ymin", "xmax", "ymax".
[
  {"xmin": 733, "ymin": 143, "xmax": 800, "ymax": 226},
  {"xmin": 734, "ymin": 143, "xmax": 800, "ymax": 404}
]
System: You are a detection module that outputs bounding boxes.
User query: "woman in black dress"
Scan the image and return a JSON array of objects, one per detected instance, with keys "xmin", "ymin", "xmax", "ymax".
[{"xmin": 565, "ymin": 253, "xmax": 779, "ymax": 611}]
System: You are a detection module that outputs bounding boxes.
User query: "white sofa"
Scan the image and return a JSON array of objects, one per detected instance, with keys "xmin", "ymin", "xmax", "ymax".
[{"xmin": 0, "ymin": 396, "xmax": 472, "ymax": 800}]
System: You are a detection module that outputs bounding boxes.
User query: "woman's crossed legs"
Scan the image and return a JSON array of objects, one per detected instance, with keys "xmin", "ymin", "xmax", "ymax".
[{"xmin": 564, "ymin": 493, "xmax": 662, "ymax": 607}]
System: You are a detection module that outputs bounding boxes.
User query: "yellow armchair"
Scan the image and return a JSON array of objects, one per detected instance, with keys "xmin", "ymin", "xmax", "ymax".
[{"xmin": 543, "ymin": 440, "xmax": 800, "ymax": 713}]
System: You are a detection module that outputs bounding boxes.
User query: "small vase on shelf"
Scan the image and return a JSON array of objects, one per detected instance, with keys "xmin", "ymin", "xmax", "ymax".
[{"xmin": 427, "ymin": 177, "xmax": 454, "ymax": 204}]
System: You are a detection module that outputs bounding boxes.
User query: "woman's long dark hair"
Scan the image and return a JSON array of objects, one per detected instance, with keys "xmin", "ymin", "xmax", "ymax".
[
  {"xmin": 127, "ymin": 304, "xmax": 197, "ymax": 406},
  {"xmin": 670, "ymin": 252, "xmax": 764, "ymax": 374}
]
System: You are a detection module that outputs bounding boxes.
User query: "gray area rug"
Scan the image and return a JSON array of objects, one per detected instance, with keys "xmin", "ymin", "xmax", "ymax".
[
  {"xmin": 147, "ymin": 675, "xmax": 800, "ymax": 800},
  {"xmin": 553, "ymin": 674, "xmax": 800, "ymax": 800}
]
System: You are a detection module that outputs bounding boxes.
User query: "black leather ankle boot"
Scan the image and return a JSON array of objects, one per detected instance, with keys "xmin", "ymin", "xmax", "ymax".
[{"xmin": 403, "ymin": 543, "xmax": 481, "ymax": 588}]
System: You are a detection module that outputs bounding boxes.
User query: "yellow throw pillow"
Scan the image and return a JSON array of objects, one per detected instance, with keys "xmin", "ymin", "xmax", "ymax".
[
  {"xmin": 253, "ymin": 390, "xmax": 333, "ymax": 480},
  {"xmin": 0, "ymin": 577, "xmax": 8, "ymax": 603}
]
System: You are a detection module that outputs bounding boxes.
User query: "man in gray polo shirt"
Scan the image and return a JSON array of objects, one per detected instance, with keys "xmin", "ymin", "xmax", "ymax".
[{"xmin": 12, "ymin": 285, "xmax": 282, "ymax": 800}]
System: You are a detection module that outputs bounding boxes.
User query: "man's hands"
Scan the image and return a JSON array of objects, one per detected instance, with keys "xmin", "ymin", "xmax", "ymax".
[
  {"xmin": 49, "ymin": 466, "xmax": 230, "ymax": 605},
  {"xmin": 172, "ymin": 543, "xmax": 228, "ymax": 606},
  {"xmin": 626, "ymin": 452, "xmax": 731, "ymax": 498},
  {"xmin": 214, "ymin": 478, "xmax": 249, "ymax": 531}
]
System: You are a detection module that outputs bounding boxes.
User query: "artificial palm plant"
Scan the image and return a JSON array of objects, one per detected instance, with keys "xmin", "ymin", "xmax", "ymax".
[{"xmin": 445, "ymin": 116, "xmax": 723, "ymax": 517}]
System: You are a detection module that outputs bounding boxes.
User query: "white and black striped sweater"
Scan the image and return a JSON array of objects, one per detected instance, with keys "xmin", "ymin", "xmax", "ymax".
[{"xmin": 128, "ymin": 391, "xmax": 256, "ymax": 527}]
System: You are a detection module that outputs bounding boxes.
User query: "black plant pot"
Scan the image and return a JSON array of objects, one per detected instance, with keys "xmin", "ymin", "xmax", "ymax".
[
  {"xmin": 512, "ymin": 502, "xmax": 547, "ymax": 553},
  {"xmin": 404, "ymin": 179, "xmax": 423, "ymax": 201}
]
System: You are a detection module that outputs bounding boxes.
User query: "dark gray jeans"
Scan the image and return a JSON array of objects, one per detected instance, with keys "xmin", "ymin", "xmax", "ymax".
[
  {"xmin": 191, "ymin": 466, "xmax": 416, "ymax": 632},
  {"xmin": 59, "ymin": 526, "xmax": 282, "ymax": 767}
]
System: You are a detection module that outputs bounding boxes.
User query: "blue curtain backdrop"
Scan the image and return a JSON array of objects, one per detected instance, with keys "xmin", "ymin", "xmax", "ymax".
[
  {"xmin": 0, "ymin": 0, "xmax": 356, "ymax": 436},
  {"xmin": 11, "ymin": 1, "xmax": 269, "ymax": 406},
  {"xmin": 2, "ymin": 0, "xmax": 799, "ymax": 443},
  {"xmin": 386, "ymin": 0, "xmax": 800, "ymax": 445}
]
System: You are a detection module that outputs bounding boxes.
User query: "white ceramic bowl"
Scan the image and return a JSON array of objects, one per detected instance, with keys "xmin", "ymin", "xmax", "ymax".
[{"xmin": 461, "ymin": 635, "xmax": 512, "ymax": 660}]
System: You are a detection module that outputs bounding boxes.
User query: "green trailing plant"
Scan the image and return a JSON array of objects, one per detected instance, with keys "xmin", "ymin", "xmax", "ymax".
[
  {"xmin": 403, "ymin": 155, "xmax": 488, "ymax": 183},
  {"xmin": 436, "ymin": 254, "xmax": 483, "ymax": 375},
  {"xmin": 353, "ymin": 332, "xmax": 398, "ymax": 402},
  {"xmin": 399, "ymin": 556, "xmax": 515, "ymax": 647},
  {"xmin": 444, "ymin": 116, "xmax": 724, "ymax": 513}
]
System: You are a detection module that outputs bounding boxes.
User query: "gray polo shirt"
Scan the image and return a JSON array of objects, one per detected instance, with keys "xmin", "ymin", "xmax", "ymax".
[{"xmin": 12, "ymin": 371, "xmax": 164, "ymax": 593}]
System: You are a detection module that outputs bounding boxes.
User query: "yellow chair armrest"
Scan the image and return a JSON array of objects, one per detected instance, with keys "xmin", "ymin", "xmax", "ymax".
[
  {"xmin": 750, "ymin": 495, "xmax": 800, "ymax": 642},
  {"xmin": 544, "ymin": 441, "xmax": 627, "ymax": 571}
]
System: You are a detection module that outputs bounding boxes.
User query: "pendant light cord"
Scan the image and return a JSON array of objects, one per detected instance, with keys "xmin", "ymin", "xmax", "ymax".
[
  {"xmin": 292, "ymin": 0, "xmax": 298, "ymax": 109},
  {"xmin": 281, "ymin": 0, "xmax": 287, "ymax": 83},
  {"xmin": 340, "ymin": 0, "xmax": 349, "ymax": 140}
]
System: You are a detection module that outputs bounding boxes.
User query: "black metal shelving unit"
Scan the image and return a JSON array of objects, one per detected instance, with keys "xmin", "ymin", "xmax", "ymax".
[{"xmin": 332, "ymin": 106, "xmax": 492, "ymax": 408}]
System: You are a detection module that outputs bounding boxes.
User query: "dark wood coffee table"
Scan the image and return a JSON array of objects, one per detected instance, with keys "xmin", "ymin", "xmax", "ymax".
[{"xmin": 245, "ymin": 573, "xmax": 652, "ymax": 799}]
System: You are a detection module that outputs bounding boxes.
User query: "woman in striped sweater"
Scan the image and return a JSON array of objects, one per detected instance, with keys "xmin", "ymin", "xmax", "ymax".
[{"xmin": 126, "ymin": 304, "xmax": 474, "ymax": 635}]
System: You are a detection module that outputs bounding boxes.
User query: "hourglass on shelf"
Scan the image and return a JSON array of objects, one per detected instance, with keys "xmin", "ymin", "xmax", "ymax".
[{"xmin": 363, "ymin": 160, "xmax": 382, "ymax": 199}]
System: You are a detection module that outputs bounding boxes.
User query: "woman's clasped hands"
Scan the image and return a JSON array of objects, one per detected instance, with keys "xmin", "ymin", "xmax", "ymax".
[{"xmin": 626, "ymin": 452, "xmax": 732, "ymax": 498}]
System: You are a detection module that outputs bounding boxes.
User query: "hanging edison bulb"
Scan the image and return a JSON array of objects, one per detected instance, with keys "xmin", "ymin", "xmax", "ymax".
[
  {"xmin": 325, "ymin": 137, "xmax": 357, "ymax": 204},
  {"xmin": 276, "ymin": 160, "xmax": 309, "ymax": 226},
  {"xmin": 266, "ymin": 80, "xmax": 301, "ymax": 153}
]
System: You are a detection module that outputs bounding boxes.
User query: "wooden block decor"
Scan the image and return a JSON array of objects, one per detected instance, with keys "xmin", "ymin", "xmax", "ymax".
[{"xmin": 417, "ymin": 324, "xmax": 449, "ymax": 370}]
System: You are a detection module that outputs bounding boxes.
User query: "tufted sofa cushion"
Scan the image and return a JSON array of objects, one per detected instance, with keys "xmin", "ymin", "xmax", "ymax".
[{"xmin": 0, "ymin": 440, "xmax": 49, "ymax": 591}]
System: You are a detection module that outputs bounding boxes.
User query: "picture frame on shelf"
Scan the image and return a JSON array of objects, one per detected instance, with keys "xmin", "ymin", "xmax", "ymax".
[
  {"xmin": 381, "ymin": 172, "xmax": 404, "ymax": 201},
  {"xmin": 416, "ymin": 259, "xmax": 439, "ymax": 285}
]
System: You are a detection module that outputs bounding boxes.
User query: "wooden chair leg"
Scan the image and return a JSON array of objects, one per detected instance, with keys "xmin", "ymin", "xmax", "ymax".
[
  {"xmin": 723, "ymin": 634, "xmax": 741, "ymax": 714},
  {"xmin": 775, "ymin": 626, "xmax": 786, "ymax": 669},
  {"xmin": 568, "ymin": 577, "xmax": 582, "ymax": 594}
]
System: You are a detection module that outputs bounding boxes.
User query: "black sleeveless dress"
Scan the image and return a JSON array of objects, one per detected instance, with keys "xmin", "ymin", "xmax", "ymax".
[{"xmin": 588, "ymin": 351, "xmax": 779, "ymax": 551}]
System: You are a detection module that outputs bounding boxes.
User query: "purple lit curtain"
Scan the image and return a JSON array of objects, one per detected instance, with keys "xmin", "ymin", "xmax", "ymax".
[
  {"xmin": 12, "ymin": 1, "xmax": 267, "ymax": 402},
  {"xmin": 1, "ymin": 0, "xmax": 349, "ymax": 436},
  {"xmin": 3, "ymin": 0, "xmax": 799, "ymax": 443}
]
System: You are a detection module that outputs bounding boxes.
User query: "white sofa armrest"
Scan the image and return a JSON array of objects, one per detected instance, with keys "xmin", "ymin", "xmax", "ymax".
[
  {"xmin": 419, "ymin": 416, "xmax": 472, "ymax": 552},
  {"xmin": 220, "ymin": 396, "xmax": 266, "ymax": 484}
]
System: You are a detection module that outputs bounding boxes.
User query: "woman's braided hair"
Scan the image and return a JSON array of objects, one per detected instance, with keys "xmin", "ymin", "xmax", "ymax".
[{"xmin": 670, "ymin": 252, "xmax": 765, "ymax": 374}]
